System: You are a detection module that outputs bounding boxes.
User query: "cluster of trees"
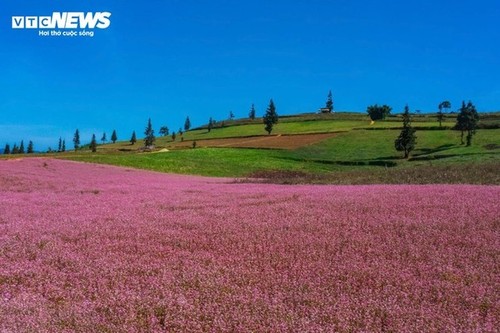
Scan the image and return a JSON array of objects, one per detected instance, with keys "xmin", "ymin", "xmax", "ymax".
[
  {"xmin": 69, "ymin": 128, "xmax": 118, "ymax": 153},
  {"xmin": 368, "ymin": 100, "xmax": 480, "ymax": 159},
  {"xmin": 133, "ymin": 99, "xmax": 281, "ymax": 150},
  {"xmin": 0, "ymin": 91, "xmax": 369, "ymax": 155},
  {"xmin": 202, "ymin": 99, "xmax": 279, "ymax": 135},
  {"xmin": 456, "ymin": 101, "xmax": 479, "ymax": 146},
  {"xmin": 97, "ymin": 130, "xmax": 118, "ymax": 144},
  {"xmin": 79, "ymin": 91, "xmax": 326, "ymax": 149},
  {"xmin": 12, "ymin": 92, "xmax": 478, "ymax": 156},
  {"xmin": 57, "ymin": 138, "xmax": 66, "ymax": 152},
  {"xmin": 3, "ymin": 140, "xmax": 34, "ymax": 155},
  {"xmin": 367, "ymin": 104, "xmax": 392, "ymax": 121}
]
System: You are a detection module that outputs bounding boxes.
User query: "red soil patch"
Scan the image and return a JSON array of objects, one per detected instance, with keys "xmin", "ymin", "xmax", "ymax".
[{"xmin": 169, "ymin": 133, "xmax": 336, "ymax": 150}]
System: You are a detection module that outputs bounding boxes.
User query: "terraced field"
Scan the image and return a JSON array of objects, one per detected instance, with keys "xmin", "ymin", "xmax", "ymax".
[{"xmin": 162, "ymin": 133, "xmax": 337, "ymax": 150}]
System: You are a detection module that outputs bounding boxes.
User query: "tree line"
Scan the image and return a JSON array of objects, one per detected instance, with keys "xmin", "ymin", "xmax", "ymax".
[
  {"xmin": 367, "ymin": 100, "xmax": 480, "ymax": 158},
  {"xmin": 134, "ymin": 98, "xmax": 282, "ymax": 152},
  {"xmin": 3, "ymin": 91, "xmax": 335, "ymax": 154},
  {"xmin": 3, "ymin": 140, "xmax": 34, "ymax": 155},
  {"xmin": 3, "ymin": 92, "xmax": 480, "ymax": 156}
]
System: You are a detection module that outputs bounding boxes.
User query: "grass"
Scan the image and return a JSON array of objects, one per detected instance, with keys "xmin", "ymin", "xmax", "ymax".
[
  {"xmin": 98, "ymin": 113, "xmax": 463, "ymax": 151},
  {"xmin": 60, "ymin": 149, "xmax": 314, "ymax": 177},
  {"xmin": 293, "ymin": 128, "xmax": 500, "ymax": 166},
  {"xmin": 4, "ymin": 112, "xmax": 497, "ymax": 184},
  {"xmin": 63, "ymin": 126, "xmax": 499, "ymax": 183}
]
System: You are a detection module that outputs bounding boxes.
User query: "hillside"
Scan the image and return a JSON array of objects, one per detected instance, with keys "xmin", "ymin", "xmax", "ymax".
[{"xmin": 32, "ymin": 112, "xmax": 500, "ymax": 184}]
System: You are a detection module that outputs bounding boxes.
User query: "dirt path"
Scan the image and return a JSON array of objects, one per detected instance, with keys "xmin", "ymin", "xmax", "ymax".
[{"xmin": 169, "ymin": 133, "xmax": 336, "ymax": 150}]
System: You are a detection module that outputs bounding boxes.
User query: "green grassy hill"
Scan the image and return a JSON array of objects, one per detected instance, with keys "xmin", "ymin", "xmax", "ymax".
[{"xmin": 56, "ymin": 112, "xmax": 499, "ymax": 184}]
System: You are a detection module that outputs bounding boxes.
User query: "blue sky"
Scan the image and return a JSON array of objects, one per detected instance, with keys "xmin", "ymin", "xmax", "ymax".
[{"xmin": 1, "ymin": 0, "xmax": 499, "ymax": 150}]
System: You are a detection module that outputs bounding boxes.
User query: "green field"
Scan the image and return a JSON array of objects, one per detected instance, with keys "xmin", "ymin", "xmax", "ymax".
[
  {"xmin": 54, "ymin": 112, "xmax": 499, "ymax": 184},
  {"xmin": 97, "ymin": 112, "xmax": 462, "ymax": 149}
]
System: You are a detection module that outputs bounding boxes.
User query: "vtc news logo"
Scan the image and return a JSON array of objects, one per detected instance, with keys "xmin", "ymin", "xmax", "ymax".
[{"xmin": 12, "ymin": 12, "xmax": 111, "ymax": 29}]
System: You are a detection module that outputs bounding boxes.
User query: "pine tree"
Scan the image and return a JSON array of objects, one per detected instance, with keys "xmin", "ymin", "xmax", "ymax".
[
  {"xmin": 144, "ymin": 118, "xmax": 155, "ymax": 147},
  {"xmin": 4, "ymin": 143, "xmax": 10, "ymax": 154},
  {"xmin": 101, "ymin": 132, "xmax": 107, "ymax": 144},
  {"xmin": 12, "ymin": 144, "xmax": 19, "ymax": 154},
  {"xmin": 229, "ymin": 111, "xmax": 234, "ymax": 120},
  {"xmin": 90, "ymin": 134, "xmax": 97, "ymax": 152},
  {"xmin": 130, "ymin": 131, "xmax": 137, "ymax": 145},
  {"xmin": 19, "ymin": 140, "xmax": 25, "ymax": 154},
  {"xmin": 58, "ymin": 137, "xmax": 62, "ymax": 152},
  {"xmin": 184, "ymin": 116, "xmax": 191, "ymax": 131},
  {"xmin": 111, "ymin": 130, "xmax": 118, "ymax": 143},
  {"xmin": 394, "ymin": 105, "xmax": 417, "ymax": 158},
  {"xmin": 27, "ymin": 141, "xmax": 34, "ymax": 154},
  {"xmin": 73, "ymin": 129, "xmax": 80, "ymax": 151},
  {"xmin": 263, "ymin": 99, "xmax": 278, "ymax": 134},
  {"xmin": 62, "ymin": 140, "xmax": 66, "ymax": 152},
  {"xmin": 326, "ymin": 90, "xmax": 333, "ymax": 112},
  {"xmin": 455, "ymin": 101, "xmax": 479, "ymax": 146},
  {"xmin": 171, "ymin": 132, "xmax": 176, "ymax": 141},
  {"xmin": 249, "ymin": 104, "xmax": 256, "ymax": 120},
  {"xmin": 208, "ymin": 117, "xmax": 213, "ymax": 132}
]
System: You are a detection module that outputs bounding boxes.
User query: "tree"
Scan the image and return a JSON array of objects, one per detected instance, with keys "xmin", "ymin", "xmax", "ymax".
[
  {"xmin": 62, "ymin": 140, "xmax": 66, "ymax": 152},
  {"xmin": 178, "ymin": 128, "xmax": 183, "ymax": 136},
  {"xmin": 207, "ymin": 117, "xmax": 214, "ymax": 132},
  {"xmin": 58, "ymin": 137, "xmax": 62, "ymax": 152},
  {"xmin": 192, "ymin": 141, "xmax": 197, "ymax": 149},
  {"xmin": 12, "ymin": 144, "xmax": 19, "ymax": 154},
  {"xmin": 4, "ymin": 143, "xmax": 10, "ymax": 154},
  {"xmin": 27, "ymin": 141, "xmax": 34, "ymax": 154},
  {"xmin": 455, "ymin": 101, "xmax": 479, "ymax": 146},
  {"xmin": 171, "ymin": 132, "xmax": 176, "ymax": 141},
  {"xmin": 73, "ymin": 129, "xmax": 80, "ymax": 151},
  {"xmin": 90, "ymin": 134, "xmax": 97, "ymax": 152},
  {"xmin": 263, "ymin": 99, "xmax": 278, "ymax": 134},
  {"xmin": 367, "ymin": 104, "xmax": 392, "ymax": 121},
  {"xmin": 130, "ymin": 131, "xmax": 137, "ymax": 145},
  {"xmin": 249, "ymin": 104, "xmax": 256, "ymax": 120},
  {"xmin": 19, "ymin": 140, "xmax": 25, "ymax": 154},
  {"xmin": 159, "ymin": 126, "xmax": 169, "ymax": 136},
  {"xmin": 438, "ymin": 101, "xmax": 451, "ymax": 128},
  {"xmin": 144, "ymin": 118, "xmax": 155, "ymax": 147},
  {"xmin": 111, "ymin": 130, "xmax": 118, "ymax": 143},
  {"xmin": 101, "ymin": 132, "xmax": 107, "ymax": 144},
  {"xmin": 394, "ymin": 105, "xmax": 417, "ymax": 158},
  {"xmin": 326, "ymin": 90, "xmax": 333, "ymax": 112},
  {"xmin": 229, "ymin": 111, "xmax": 234, "ymax": 120},
  {"xmin": 184, "ymin": 116, "xmax": 191, "ymax": 131}
]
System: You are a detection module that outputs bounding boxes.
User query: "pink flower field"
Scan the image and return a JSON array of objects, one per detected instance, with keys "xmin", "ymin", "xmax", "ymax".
[{"xmin": 0, "ymin": 158, "xmax": 498, "ymax": 332}]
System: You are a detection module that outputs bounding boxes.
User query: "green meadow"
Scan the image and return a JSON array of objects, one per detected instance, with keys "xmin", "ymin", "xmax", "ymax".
[{"xmin": 57, "ymin": 112, "xmax": 499, "ymax": 184}]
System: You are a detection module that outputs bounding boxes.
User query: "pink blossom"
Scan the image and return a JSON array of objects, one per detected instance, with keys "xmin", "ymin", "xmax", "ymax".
[{"xmin": 0, "ymin": 158, "xmax": 498, "ymax": 332}]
